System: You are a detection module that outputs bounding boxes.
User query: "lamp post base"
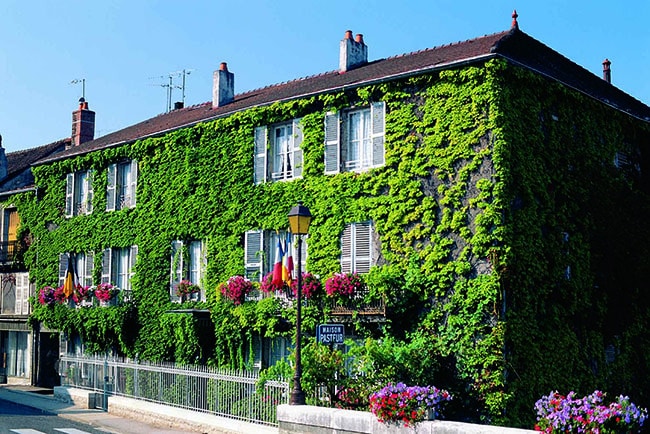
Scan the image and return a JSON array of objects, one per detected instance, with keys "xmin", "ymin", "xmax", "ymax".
[{"xmin": 290, "ymin": 389, "xmax": 306, "ymax": 405}]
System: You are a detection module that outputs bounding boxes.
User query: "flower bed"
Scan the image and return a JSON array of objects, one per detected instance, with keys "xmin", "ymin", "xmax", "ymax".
[{"xmin": 535, "ymin": 390, "xmax": 648, "ymax": 433}]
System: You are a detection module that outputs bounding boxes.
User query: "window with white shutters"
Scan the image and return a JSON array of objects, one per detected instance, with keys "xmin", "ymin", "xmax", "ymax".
[
  {"xmin": 324, "ymin": 102, "xmax": 385, "ymax": 174},
  {"xmin": 101, "ymin": 246, "xmax": 137, "ymax": 291},
  {"xmin": 15, "ymin": 272, "xmax": 30, "ymax": 315},
  {"xmin": 107, "ymin": 160, "xmax": 138, "ymax": 211},
  {"xmin": 253, "ymin": 119, "xmax": 303, "ymax": 184},
  {"xmin": 170, "ymin": 240, "xmax": 205, "ymax": 301},
  {"xmin": 244, "ymin": 230, "xmax": 307, "ymax": 281},
  {"xmin": 340, "ymin": 221, "xmax": 373, "ymax": 274},
  {"xmin": 58, "ymin": 252, "xmax": 94, "ymax": 288},
  {"xmin": 65, "ymin": 170, "xmax": 93, "ymax": 217}
]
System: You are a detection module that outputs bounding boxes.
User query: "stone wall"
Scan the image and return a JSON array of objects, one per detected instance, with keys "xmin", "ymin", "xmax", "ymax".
[{"xmin": 277, "ymin": 405, "xmax": 537, "ymax": 434}]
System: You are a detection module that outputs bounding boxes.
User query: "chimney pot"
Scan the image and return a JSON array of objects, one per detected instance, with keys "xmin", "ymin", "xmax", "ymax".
[
  {"xmin": 339, "ymin": 30, "xmax": 368, "ymax": 73},
  {"xmin": 213, "ymin": 62, "xmax": 235, "ymax": 108},
  {"xmin": 602, "ymin": 58, "xmax": 612, "ymax": 83},
  {"xmin": 70, "ymin": 99, "xmax": 95, "ymax": 148}
]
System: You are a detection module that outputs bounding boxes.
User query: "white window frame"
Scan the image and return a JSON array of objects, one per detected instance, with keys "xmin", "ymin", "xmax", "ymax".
[
  {"xmin": 341, "ymin": 221, "xmax": 373, "ymax": 274},
  {"xmin": 244, "ymin": 230, "xmax": 306, "ymax": 281},
  {"xmin": 324, "ymin": 102, "xmax": 385, "ymax": 174},
  {"xmin": 101, "ymin": 246, "xmax": 137, "ymax": 291},
  {"xmin": 254, "ymin": 119, "xmax": 303, "ymax": 184},
  {"xmin": 65, "ymin": 170, "xmax": 93, "ymax": 217},
  {"xmin": 58, "ymin": 252, "xmax": 94, "ymax": 288},
  {"xmin": 14, "ymin": 272, "xmax": 30, "ymax": 315},
  {"xmin": 170, "ymin": 240, "xmax": 206, "ymax": 302},
  {"xmin": 107, "ymin": 160, "xmax": 138, "ymax": 211}
]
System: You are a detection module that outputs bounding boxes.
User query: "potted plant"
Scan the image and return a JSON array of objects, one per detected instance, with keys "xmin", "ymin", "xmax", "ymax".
[
  {"xmin": 175, "ymin": 279, "xmax": 200, "ymax": 301},
  {"xmin": 219, "ymin": 275, "xmax": 253, "ymax": 305},
  {"xmin": 291, "ymin": 272, "xmax": 323, "ymax": 300},
  {"xmin": 369, "ymin": 382, "xmax": 452, "ymax": 427},
  {"xmin": 93, "ymin": 283, "xmax": 120, "ymax": 306}
]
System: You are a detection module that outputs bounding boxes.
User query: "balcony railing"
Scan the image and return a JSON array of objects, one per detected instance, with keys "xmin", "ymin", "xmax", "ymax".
[
  {"xmin": 328, "ymin": 288, "xmax": 386, "ymax": 317},
  {"xmin": 0, "ymin": 241, "xmax": 23, "ymax": 264}
]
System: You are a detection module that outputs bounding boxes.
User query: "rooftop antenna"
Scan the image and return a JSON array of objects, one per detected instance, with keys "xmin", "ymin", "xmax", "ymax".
[
  {"xmin": 150, "ymin": 69, "xmax": 193, "ymax": 112},
  {"xmin": 70, "ymin": 78, "xmax": 86, "ymax": 99}
]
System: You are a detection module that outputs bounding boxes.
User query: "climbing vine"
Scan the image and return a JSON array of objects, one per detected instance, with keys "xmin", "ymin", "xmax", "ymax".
[{"xmin": 9, "ymin": 58, "xmax": 650, "ymax": 426}]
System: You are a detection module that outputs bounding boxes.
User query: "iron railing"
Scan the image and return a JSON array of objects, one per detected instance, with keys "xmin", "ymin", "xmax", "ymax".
[
  {"xmin": 0, "ymin": 240, "xmax": 22, "ymax": 264},
  {"xmin": 58, "ymin": 354, "xmax": 289, "ymax": 426}
]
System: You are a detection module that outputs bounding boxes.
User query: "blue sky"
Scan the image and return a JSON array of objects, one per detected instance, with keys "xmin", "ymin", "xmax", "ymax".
[{"xmin": 1, "ymin": 1, "xmax": 649, "ymax": 152}]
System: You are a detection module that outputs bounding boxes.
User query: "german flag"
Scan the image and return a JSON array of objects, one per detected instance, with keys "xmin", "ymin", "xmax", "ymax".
[{"xmin": 62, "ymin": 254, "xmax": 78, "ymax": 298}]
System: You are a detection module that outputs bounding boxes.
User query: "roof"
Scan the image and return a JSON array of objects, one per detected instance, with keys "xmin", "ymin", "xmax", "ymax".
[{"xmin": 34, "ymin": 28, "xmax": 650, "ymax": 165}]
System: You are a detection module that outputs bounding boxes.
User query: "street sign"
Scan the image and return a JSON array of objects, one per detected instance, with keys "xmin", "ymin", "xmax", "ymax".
[{"xmin": 317, "ymin": 324, "xmax": 345, "ymax": 344}]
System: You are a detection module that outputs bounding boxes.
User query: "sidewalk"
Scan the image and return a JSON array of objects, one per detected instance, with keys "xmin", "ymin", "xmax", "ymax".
[{"xmin": 0, "ymin": 384, "xmax": 205, "ymax": 434}]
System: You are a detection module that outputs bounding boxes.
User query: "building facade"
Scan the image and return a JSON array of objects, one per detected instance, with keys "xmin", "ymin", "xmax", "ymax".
[{"xmin": 11, "ymin": 17, "xmax": 650, "ymax": 424}]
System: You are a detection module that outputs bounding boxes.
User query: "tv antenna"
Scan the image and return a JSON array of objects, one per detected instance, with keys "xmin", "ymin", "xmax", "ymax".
[
  {"xmin": 70, "ymin": 78, "xmax": 86, "ymax": 99},
  {"xmin": 150, "ymin": 69, "xmax": 193, "ymax": 112}
]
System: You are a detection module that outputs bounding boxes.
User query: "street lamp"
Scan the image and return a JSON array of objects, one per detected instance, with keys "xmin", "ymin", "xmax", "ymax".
[{"xmin": 288, "ymin": 201, "xmax": 312, "ymax": 405}]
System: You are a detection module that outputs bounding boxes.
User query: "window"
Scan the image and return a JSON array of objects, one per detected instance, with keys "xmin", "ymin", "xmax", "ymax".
[
  {"xmin": 254, "ymin": 119, "xmax": 303, "ymax": 184},
  {"xmin": 1, "ymin": 208, "xmax": 20, "ymax": 263},
  {"xmin": 65, "ymin": 170, "xmax": 93, "ymax": 217},
  {"xmin": 58, "ymin": 252, "xmax": 94, "ymax": 288},
  {"xmin": 324, "ymin": 102, "xmax": 385, "ymax": 174},
  {"xmin": 0, "ymin": 331, "xmax": 29, "ymax": 377},
  {"xmin": 107, "ymin": 160, "xmax": 138, "ymax": 211},
  {"xmin": 0, "ymin": 272, "xmax": 30, "ymax": 315},
  {"xmin": 101, "ymin": 246, "xmax": 137, "ymax": 291},
  {"xmin": 244, "ymin": 230, "xmax": 306, "ymax": 281},
  {"xmin": 170, "ymin": 240, "xmax": 206, "ymax": 301},
  {"xmin": 341, "ymin": 221, "xmax": 374, "ymax": 274}
]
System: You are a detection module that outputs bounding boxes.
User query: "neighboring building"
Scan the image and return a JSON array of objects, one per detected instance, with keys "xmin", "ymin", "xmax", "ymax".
[
  {"xmin": 20, "ymin": 14, "xmax": 650, "ymax": 423},
  {"xmin": 0, "ymin": 135, "xmax": 66, "ymax": 384}
]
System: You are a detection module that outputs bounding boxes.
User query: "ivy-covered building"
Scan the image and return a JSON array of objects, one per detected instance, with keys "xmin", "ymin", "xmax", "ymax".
[
  {"xmin": 15, "ymin": 15, "xmax": 650, "ymax": 425},
  {"xmin": 0, "ymin": 136, "xmax": 65, "ymax": 384}
]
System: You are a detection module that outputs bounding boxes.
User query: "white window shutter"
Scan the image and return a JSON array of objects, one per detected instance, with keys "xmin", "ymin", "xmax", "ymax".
[
  {"xmin": 371, "ymin": 102, "xmax": 386, "ymax": 167},
  {"xmin": 254, "ymin": 127, "xmax": 268, "ymax": 184},
  {"xmin": 324, "ymin": 111, "xmax": 340, "ymax": 174},
  {"xmin": 19, "ymin": 273, "xmax": 30, "ymax": 315},
  {"xmin": 65, "ymin": 174, "xmax": 74, "ymax": 217},
  {"xmin": 130, "ymin": 160, "xmax": 138, "ymax": 207},
  {"xmin": 101, "ymin": 248, "xmax": 112, "ymax": 284},
  {"xmin": 354, "ymin": 221, "xmax": 373, "ymax": 273},
  {"xmin": 106, "ymin": 164, "xmax": 117, "ymax": 211},
  {"xmin": 129, "ymin": 245, "xmax": 138, "ymax": 289},
  {"xmin": 244, "ymin": 230, "xmax": 263, "ymax": 281},
  {"xmin": 292, "ymin": 118, "xmax": 304, "ymax": 179},
  {"xmin": 85, "ymin": 170, "xmax": 94, "ymax": 214},
  {"xmin": 84, "ymin": 251, "xmax": 94, "ymax": 287},
  {"xmin": 58, "ymin": 253, "xmax": 68, "ymax": 287},
  {"xmin": 340, "ymin": 224, "xmax": 353, "ymax": 273},
  {"xmin": 170, "ymin": 240, "xmax": 183, "ymax": 296}
]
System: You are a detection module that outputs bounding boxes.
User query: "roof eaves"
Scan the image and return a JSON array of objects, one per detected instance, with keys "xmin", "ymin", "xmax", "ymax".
[{"xmin": 34, "ymin": 52, "xmax": 499, "ymax": 166}]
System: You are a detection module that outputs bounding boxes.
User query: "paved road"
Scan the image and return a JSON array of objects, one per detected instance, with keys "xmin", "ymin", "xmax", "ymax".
[
  {"xmin": 0, "ymin": 386, "xmax": 194, "ymax": 434},
  {"xmin": 0, "ymin": 397, "xmax": 108, "ymax": 433}
]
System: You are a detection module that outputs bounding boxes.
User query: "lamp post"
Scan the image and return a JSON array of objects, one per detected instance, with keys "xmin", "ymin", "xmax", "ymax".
[{"xmin": 288, "ymin": 201, "xmax": 312, "ymax": 405}]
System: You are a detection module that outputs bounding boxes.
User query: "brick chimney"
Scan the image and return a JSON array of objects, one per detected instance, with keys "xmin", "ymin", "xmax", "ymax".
[
  {"xmin": 0, "ymin": 134, "xmax": 6, "ymax": 180},
  {"xmin": 339, "ymin": 30, "xmax": 368, "ymax": 73},
  {"xmin": 602, "ymin": 58, "xmax": 611, "ymax": 84},
  {"xmin": 213, "ymin": 62, "xmax": 234, "ymax": 108},
  {"xmin": 70, "ymin": 98, "xmax": 95, "ymax": 148}
]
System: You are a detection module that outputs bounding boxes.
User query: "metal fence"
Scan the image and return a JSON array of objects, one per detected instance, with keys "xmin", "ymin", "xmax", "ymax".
[{"xmin": 58, "ymin": 355, "xmax": 289, "ymax": 426}]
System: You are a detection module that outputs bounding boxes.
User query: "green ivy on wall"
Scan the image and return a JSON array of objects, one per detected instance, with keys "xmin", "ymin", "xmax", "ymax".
[{"xmin": 12, "ymin": 57, "xmax": 650, "ymax": 426}]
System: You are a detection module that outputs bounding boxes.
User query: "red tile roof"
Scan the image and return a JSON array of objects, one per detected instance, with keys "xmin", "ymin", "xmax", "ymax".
[{"xmin": 34, "ymin": 28, "xmax": 650, "ymax": 165}]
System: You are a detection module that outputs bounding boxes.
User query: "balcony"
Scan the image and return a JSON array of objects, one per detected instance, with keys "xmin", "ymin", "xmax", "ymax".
[
  {"xmin": 328, "ymin": 288, "xmax": 386, "ymax": 321},
  {"xmin": 0, "ymin": 241, "xmax": 24, "ymax": 265}
]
